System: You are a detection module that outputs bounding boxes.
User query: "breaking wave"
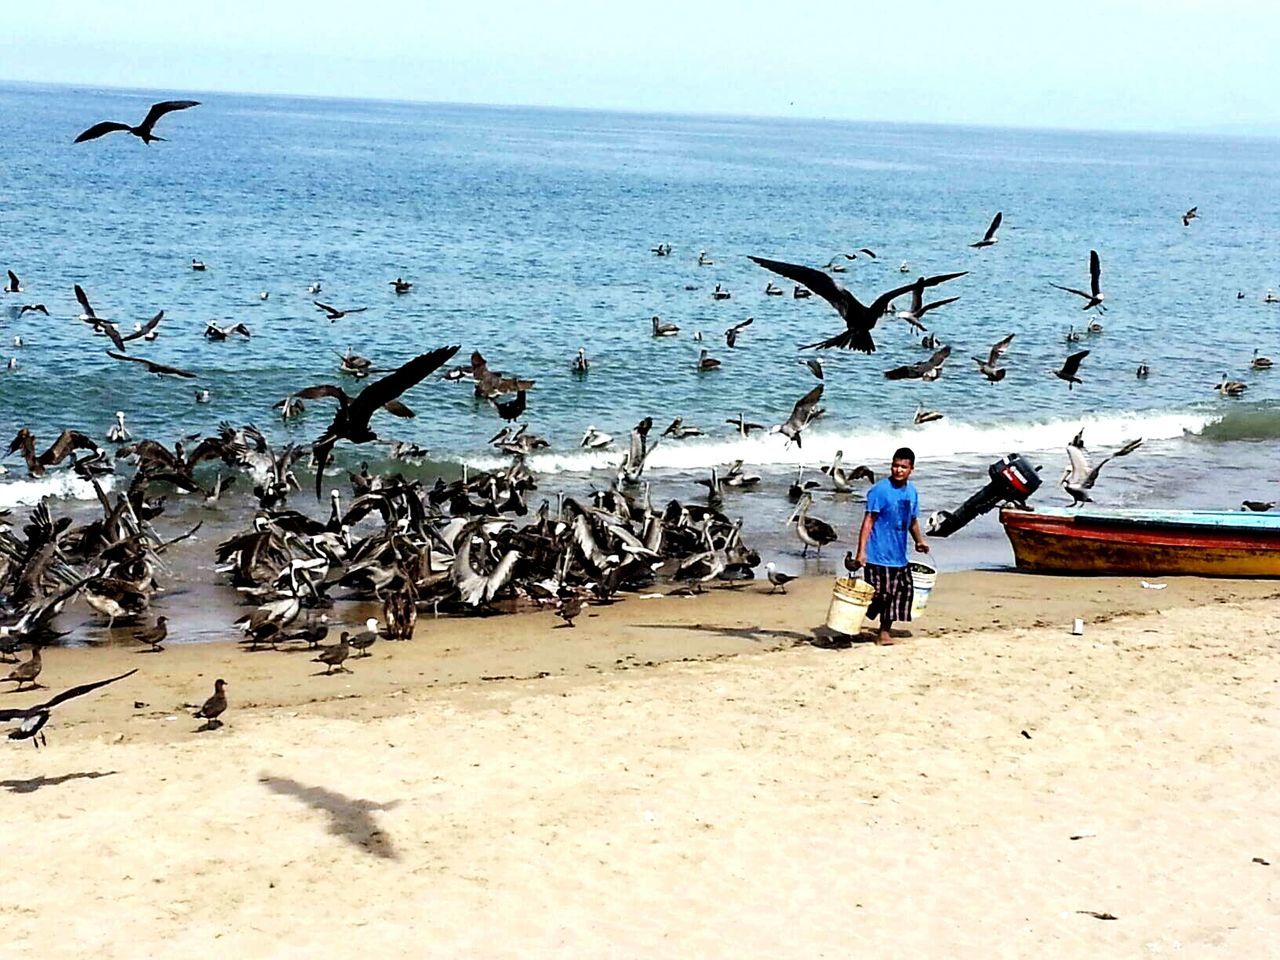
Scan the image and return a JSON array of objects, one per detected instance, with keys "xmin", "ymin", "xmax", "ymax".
[{"xmin": 0, "ymin": 471, "xmax": 115, "ymax": 510}]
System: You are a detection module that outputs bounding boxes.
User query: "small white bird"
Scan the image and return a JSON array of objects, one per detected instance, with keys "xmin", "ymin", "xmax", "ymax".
[
  {"xmin": 259, "ymin": 291, "xmax": 270, "ymax": 301},
  {"xmin": 194, "ymin": 389, "xmax": 212, "ymax": 404},
  {"xmin": 307, "ymin": 281, "xmax": 322, "ymax": 294},
  {"xmin": 106, "ymin": 411, "xmax": 131, "ymax": 443}
]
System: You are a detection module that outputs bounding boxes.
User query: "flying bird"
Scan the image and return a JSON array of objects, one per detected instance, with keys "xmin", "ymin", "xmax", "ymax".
[
  {"xmin": 772, "ymin": 384, "xmax": 823, "ymax": 447},
  {"xmin": 106, "ymin": 351, "xmax": 197, "ymax": 379},
  {"xmin": 884, "ymin": 345, "xmax": 951, "ymax": 381},
  {"xmin": 724, "ymin": 316, "xmax": 753, "ymax": 348},
  {"xmin": 18, "ymin": 304, "xmax": 48, "ymax": 316},
  {"xmin": 0, "ymin": 669, "xmax": 137, "ymax": 747},
  {"xmin": 4, "ymin": 270, "xmax": 20, "ymax": 293},
  {"xmin": 895, "ymin": 277, "xmax": 960, "ymax": 331},
  {"xmin": 302, "ymin": 345, "xmax": 460, "ymax": 498},
  {"xmin": 1061, "ymin": 438, "xmax": 1143, "ymax": 506},
  {"xmin": 74, "ymin": 99, "xmax": 200, "ymax": 144},
  {"xmin": 974, "ymin": 333, "xmax": 1015, "ymax": 382},
  {"xmin": 970, "ymin": 211, "xmax": 1003, "ymax": 248},
  {"xmin": 1054, "ymin": 349, "xmax": 1090, "ymax": 389},
  {"xmin": 314, "ymin": 301, "xmax": 369, "ymax": 322},
  {"xmin": 73, "ymin": 284, "xmax": 127, "ymax": 350},
  {"xmin": 1050, "ymin": 250, "xmax": 1105, "ymax": 312},
  {"xmin": 749, "ymin": 255, "xmax": 965, "ymax": 352},
  {"xmin": 1182, "ymin": 206, "xmax": 1198, "ymax": 227}
]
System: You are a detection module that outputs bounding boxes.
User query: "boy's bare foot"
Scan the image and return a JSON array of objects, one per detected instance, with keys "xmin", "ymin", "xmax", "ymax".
[{"xmin": 876, "ymin": 630, "xmax": 896, "ymax": 646}]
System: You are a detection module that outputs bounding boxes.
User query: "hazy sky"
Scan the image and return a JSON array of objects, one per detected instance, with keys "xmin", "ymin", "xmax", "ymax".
[{"xmin": 3, "ymin": 1, "xmax": 1275, "ymax": 132}]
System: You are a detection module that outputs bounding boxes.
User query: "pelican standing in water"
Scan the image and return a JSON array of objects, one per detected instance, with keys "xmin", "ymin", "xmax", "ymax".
[
  {"xmin": 787, "ymin": 492, "xmax": 838, "ymax": 557},
  {"xmin": 822, "ymin": 450, "xmax": 874, "ymax": 493}
]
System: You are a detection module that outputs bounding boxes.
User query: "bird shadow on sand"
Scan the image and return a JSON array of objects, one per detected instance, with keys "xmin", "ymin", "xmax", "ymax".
[
  {"xmin": 633, "ymin": 622, "xmax": 814, "ymax": 646},
  {"xmin": 259, "ymin": 774, "xmax": 401, "ymax": 859},
  {"xmin": 1, "ymin": 770, "xmax": 117, "ymax": 794}
]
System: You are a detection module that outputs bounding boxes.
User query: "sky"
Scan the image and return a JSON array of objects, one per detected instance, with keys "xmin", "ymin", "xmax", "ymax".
[{"xmin": 2, "ymin": 1, "xmax": 1276, "ymax": 133}]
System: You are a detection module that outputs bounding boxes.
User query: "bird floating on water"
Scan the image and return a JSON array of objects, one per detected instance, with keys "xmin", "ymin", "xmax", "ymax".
[
  {"xmin": 651, "ymin": 316, "xmax": 679, "ymax": 337},
  {"xmin": 1214, "ymin": 376, "xmax": 1247, "ymax": 397},
  {"xmin": 913, "ymin": 403, "xmax": 944, "ymax": 425},
  {"xmin": 389, "ymin": 277, "xmax": 412, "ymax": 294}
]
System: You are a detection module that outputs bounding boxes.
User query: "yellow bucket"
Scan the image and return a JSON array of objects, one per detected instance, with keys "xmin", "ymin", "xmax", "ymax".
[{"xmin": 826, "ymin": 577, "xmax": 875, "ymax": 635}]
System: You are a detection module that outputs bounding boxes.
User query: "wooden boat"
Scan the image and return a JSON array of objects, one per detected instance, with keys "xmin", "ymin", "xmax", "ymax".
[{"xmin": 1000, "ymin": 507, "xmax": 1280, "ymax": 577}]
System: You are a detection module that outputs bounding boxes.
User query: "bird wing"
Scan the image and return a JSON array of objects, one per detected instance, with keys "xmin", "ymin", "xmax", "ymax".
[
  {"xmin": 1185, "ymin": 206, "xmax": 1197, "ymax": 218},
  {"xmin": 984, "ymin": 211, "xmax": 1002, "ymax": 241},
  {"xmin": 866, "ymin": 272, "xmax": 967, "ymax": 318},
  {"xmin": 727, "ymin": 316, "xmax": 754, "ymax": 334},
  {"xmin": 1060, "ymin": 349, "xmax": 1090, "ymax": 378},
  {"xmin": 139, "ymin": 99, "xmax": 200, "ymax": 133},
  {"xmin": 42, "ymin": 429, "xmax": 99, "ymax": 465},
  {"xmin": 313, "ymin": 301, "xmax": 341, "ymax": 319},
  {"xmin": 859, "ymin": 248, "xmax": 877, "ymax": 258},
  {"xmin": 294, "ymin": 384, "xmax": 350, "ymax": 406},
  {"xmin": 74, "ymin": 121, "xmax": 131, "ymax": 143},
  {"xmin": 1089, "ymin": 250, "xmax": 1101, "ymax": 297},
  {"xmin": 788, "ymin": 384, "xmax": 824, "ymax": 427},
  {"xmin": 120, "ymin": 310, "xmax": 164, "ymax": 342},
  {"xmin": 98, "ymin": 321, "xmax": 127, "ymax": 352},
  {"xmin": 74, "ymin": 284, "xmax": 97, "ymax": 318},
  {"xmin": 106, "ymin": 352, "xmax": 196, "ymax": 378},
  {"xmin": 350, "ymin": 345, "xmax": 461, "ymax": 425},
  {"xmin": 986, "ymin": 333, "xmax": 1015, "ymax": 366},
  {"xmin": 916, "ymin": 295, "xmax": 959, "ymax": 317},
  {"xmin": 1065, "ymin": 444, "xmax": 1092, "ymax": 486},
  {"xmin": 885, "ymin": 345, "xmax": 950, "ymax": 380},
  {"xmin": 311, "ymin": 434, "xmax": 337, "ymax": 500},
  {"xmin": 382, "ymin": 399, "xmax": 416, "ymax": 419},
  {"xmin": 908, "ymin": 278, "xmax": 923, "ymax": 313},
  {"xmin": 0, "ymin": 668, "xmax": 139, "ymax": 720},
  {"xmin": 1049, "ymin": 283, "xmax": 1092, "ymax": 300},
  {"xmin": 6, "ymin": 270, "xmax": 17, "ymax": 289},
  {"xmin": 749, "ymin": 256, "xmax": 855, "ymax": 311}
]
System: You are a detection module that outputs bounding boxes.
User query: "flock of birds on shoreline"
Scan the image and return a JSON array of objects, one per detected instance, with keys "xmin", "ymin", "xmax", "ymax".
[{"xmin": 0, "ymin": 98, "xmax": 1277, "ymax": 745}]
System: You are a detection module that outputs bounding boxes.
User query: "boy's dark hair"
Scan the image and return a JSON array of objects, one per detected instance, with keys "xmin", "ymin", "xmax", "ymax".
[{"xmin": 892, "ymin": 447, "xmax": 916, "ymax": 465}]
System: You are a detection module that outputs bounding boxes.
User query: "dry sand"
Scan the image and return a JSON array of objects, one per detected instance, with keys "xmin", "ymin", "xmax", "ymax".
[{"xmin": 4, "ymin": 572, "xmax": 1278, "ymax": 958}]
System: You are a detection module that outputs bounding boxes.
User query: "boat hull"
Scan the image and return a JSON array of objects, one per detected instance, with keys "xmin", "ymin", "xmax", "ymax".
[{"xmin": 1000, "ymin": 508, "xmax": 1280, "ymax": 577}]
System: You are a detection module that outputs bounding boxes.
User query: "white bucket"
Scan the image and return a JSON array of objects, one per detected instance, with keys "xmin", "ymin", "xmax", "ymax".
[
  {"xmin": 909, "ymin": 561, "xmax": 938, "ymax": 619},
  {"xmin": 826, "ymin": 577, "xmax": 875, "ymax": 635}
]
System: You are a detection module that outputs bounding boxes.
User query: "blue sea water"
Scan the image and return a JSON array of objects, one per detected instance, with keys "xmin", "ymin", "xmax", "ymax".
[{"xmin": 0, "ymin": 81, "xmax": 1277, "ymax": 573}]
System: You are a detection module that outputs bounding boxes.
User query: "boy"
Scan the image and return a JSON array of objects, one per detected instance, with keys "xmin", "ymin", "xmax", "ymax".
[{"xmin": 854, "ymin": 447, "xmax": 930, "ymax": 645}]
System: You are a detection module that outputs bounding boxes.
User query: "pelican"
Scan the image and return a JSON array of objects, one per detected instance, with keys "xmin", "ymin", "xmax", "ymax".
[
  {"xmin": 899, "ymin": 261, "xmax": 910, "ymax": 273},
  {"xmin": 802, "ymin": 357, "xmax": 824, "ymax": 380},
  {"xmin": 788, "ymin": 465, "xmax": 820, "ymax": 502},
  {"xmin": 1251, "ymin": 348, "xmax": 1273, "ymax": 370},
  {"xmin": 792, "ymin": 285, "xmax": 812, "ymax": 299},
  {"xmin": 824, "ymin": 258, "xmax": 847, "ymax": 274},
  {"xmin": 821, "ymin": 450, "xmax": 874, "ymax": 493},
  {"xmin": 191, "ymin": 258, "xmax": 206, "ymax": 271},
  {"xmin": 913, "ymin": 403, "xmax": 943, "ymax": 425},
  {"xmin": 572, "ymin": 347, "xmax": 590, "ymax": 373},
  {"xmin": 307, "ymin": 281, "xmax": 323, "ymax": 294},
  {"xmin": 725, "ymin": 413, "xmax": 765, "ymax": 436},
  {"xmin": 697, "ymin": 250, "xmax": 714, "ymax": 266},
  {"xmin": 765, "ymin": 281, "xmax": 784, "ymax": 296},
  {"xmin": 106, "ymin": 411, "xmax": 131, "ymax": 443},
  {"xmin": 389, "ymin": 277, "xmax": 412, "ymax": 294},
  {"xmin": 581, "ymin": 426, "xmax": 613, "ymax": 449},
  {"xmin": 651, "ymin": 316, "xmax": 679, "ymax": 337},
  {"xmin": 697, "ymin": 348, "xmax": 721, "ymax": 372},
  {"xmin": 194, "ymin": 389, "xmax": 212, "ymax": 403},
  {"xmin": 1215, "ymin": 376, "xmax": 1247, "ymax": 397},
  {"xmin": 1087, "ymin": 319, "xmax": 1104, "ymax": 334},
  {"xmin": 787, "ymin": 492, "xmax": 838, "ymax": 557},
  {"xmin": 1265, "ymin": 290, "xmax": 1280, "ymax": 304},
  {"xmin": 712, "ymin": 283, "xmax": 731, "ymax": 300},
  {"xmin": 1065, "ymin": 326, "xmax": 1082, "ymax": 343},
  {"xmin": 1136, "ymin": 362, "xmax": 1150, "ymax": 379},
  {"xmin": 723, "ymin": 460, "xmax": 761, "ymax": 488},
  {"xmin": 662, "ymin": 417, "xmax": 704, "ymax": 439}
]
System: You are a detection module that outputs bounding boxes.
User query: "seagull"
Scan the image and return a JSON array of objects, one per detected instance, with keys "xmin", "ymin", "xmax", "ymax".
[
  {"xmin": 651, "ymin": 316, "xmax": 679, "ymax": 337},
  {"xmin": 970, "ymin": 211, "xmax": 1003, "ymax": 248},
  {"xmin": 1181, "ymin": 206, "xmax": 1198, "ymax": 227},
  {"xmin": 350, "ymin": 618, "xmax": 380, "ymax": 658},
  {"xmin": 842, "ymin": 248, "xmax": 877, "ymax": 260},
  {"xmin": 895, "ymin": 277, "xmax": 960, "ymax": 331},
  {"xmin": 697, "ymin": 348, "xmax": 721, "ymax": 372},
  {"xmin": 749, "ymin": 255, "xmax": 965, "ymax": 352},
  {"xmin": 74, "ymin": 100, "xmax": 200, "ymax": 144},
  {"xmin": 973, "ymin": 333, "xmax": 1014, "ymax": 382},
  {"xmin": 4, "ymin": 270, "xmax": 20, "ymax": 293},
  {"xmin": 651, "ymin": 243, "xmax": 672, "ymax": 256},
  {"xmin": 724, "ymin": 316, "xmax": 753, "ymax": 348},
  {"xmin": 389, "ymin": 277, "xmax": 412, "ymax": 294},
  {"xmin": 193, "ymin": 679, "xmax": 228, "ymax": 728},
  {"xmin": 802, "ymin": 357, "xmax": 824, "ymax": 380},
  {"xmin": 131, "ymin": 616, "xmax": 169, "ymax": 653},
  {"xmin": 2, "ymin": 648, "xmax": 42, "ymax": 691},
  {"xmin": 1061, "ymin": 438, "xmax": 1143, "ymax": 506},
  {"xmin": 885, "ymin": 344, "xmax": 951, "ymax": 381},
  {"xmin": 1050, "ymin": 249, "xmax": 1106, "ymax": 312},
  {"xmin": 772, "ymin": 384, "xmax": 823, "ymax": 448},
  {"xmin": 301, "ymin": 345, "xmax": 460, "ymax": 498},
  {"xmin": 106, "ymin": 351, "xmax": 197, "ymax": 379},
  {"xmin": 0, "ymin": 669, "xmax": 137, "ymax": 747},
  {"xmin": 307, "ymin": 281, "xmax": 323, "ymax": 295},
  {"xmin": 313, "ymin": 633, "xmax": 352, "ymax": 674},
  {"xmin": 1054, "ymin": 350, "xmax": 1090, "ymax": 390},
  {"xmin": 314, "ymin": 301, "xmax": 368, "ymax": 322},
  {"xmin": 18, "ymin": 304, "xmax": 47, "ymax": 316},
  {"xmin": 764, "ymin": 562, "xmax": 797, "ymax": 594}
]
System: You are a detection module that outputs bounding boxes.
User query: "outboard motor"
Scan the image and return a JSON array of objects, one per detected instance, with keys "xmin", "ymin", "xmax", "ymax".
[{"xmin": 927, "ymin": 453, "xmax": 1042, "ymax": 538}]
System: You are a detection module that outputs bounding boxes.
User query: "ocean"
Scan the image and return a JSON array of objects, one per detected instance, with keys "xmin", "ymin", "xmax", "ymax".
[{"xmin": 1, "ymin": 81, "xmax": 1277, "ymax": 591}]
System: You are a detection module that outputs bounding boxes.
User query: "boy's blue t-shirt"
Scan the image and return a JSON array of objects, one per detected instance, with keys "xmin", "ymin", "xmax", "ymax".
[{"xmin": 864, "ymin": 478, "xmax": 919, "ymax": 567}]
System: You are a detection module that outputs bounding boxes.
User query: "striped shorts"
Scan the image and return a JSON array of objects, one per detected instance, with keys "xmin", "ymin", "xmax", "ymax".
[{"xmin": 864, "ymin": 563, "xmax": 914, "ymax": 623}]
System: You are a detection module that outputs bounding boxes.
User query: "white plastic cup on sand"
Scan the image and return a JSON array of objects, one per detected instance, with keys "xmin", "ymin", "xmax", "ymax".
[{"xmin": 1071, "ymin": 618, "xmax": 1085, "ymax": 636}]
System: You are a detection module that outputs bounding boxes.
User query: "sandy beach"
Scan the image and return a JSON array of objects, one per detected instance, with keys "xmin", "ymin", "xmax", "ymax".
[{"xmin": 3, "ymin": 572, "xmax": 1277, "ymax": 958}]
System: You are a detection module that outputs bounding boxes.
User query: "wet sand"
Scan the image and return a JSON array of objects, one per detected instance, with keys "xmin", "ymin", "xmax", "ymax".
[{"xmin": 5, "ymin": 572, "xmax": 1279, "ymax": 957}]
